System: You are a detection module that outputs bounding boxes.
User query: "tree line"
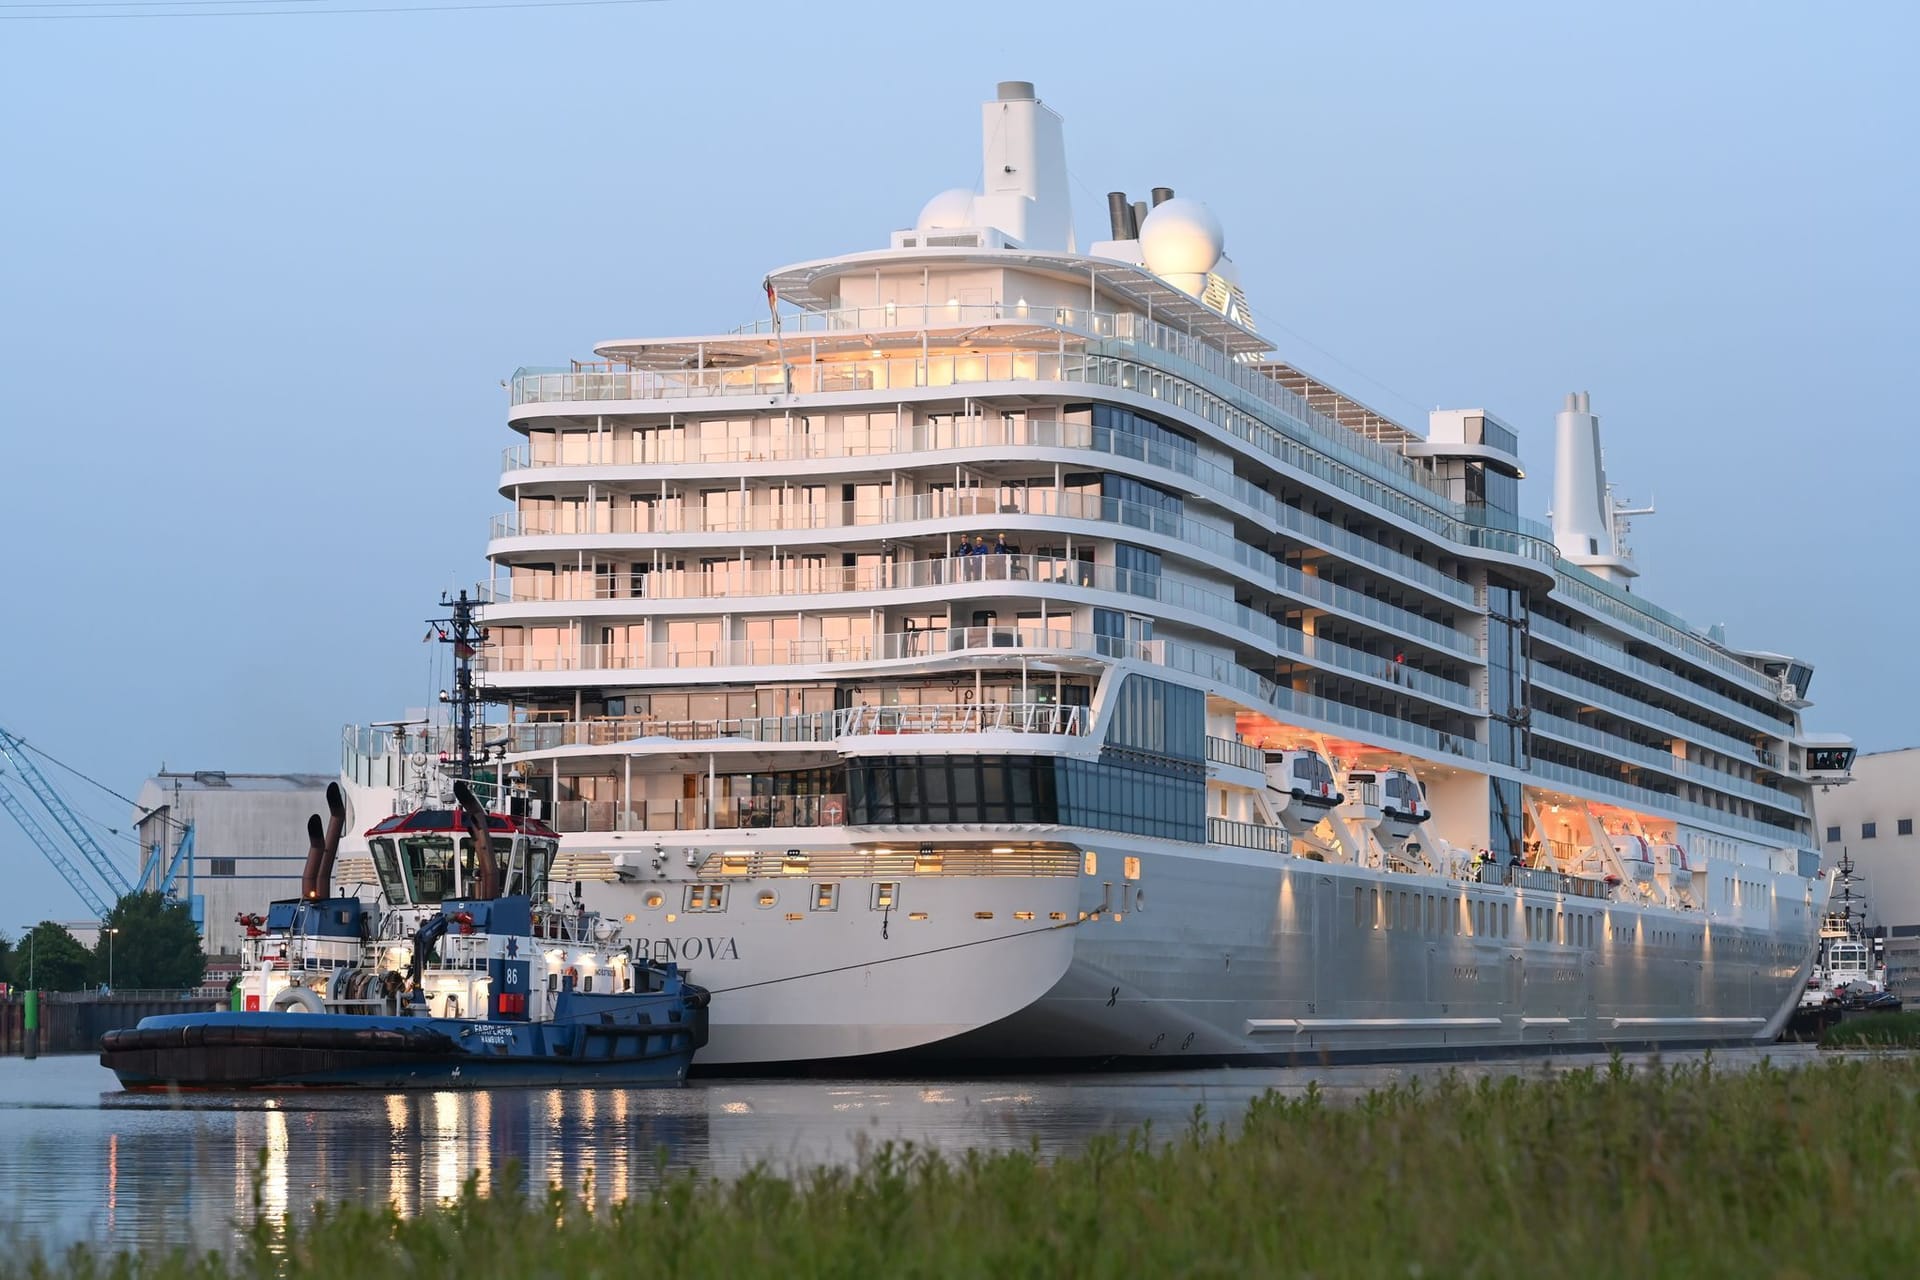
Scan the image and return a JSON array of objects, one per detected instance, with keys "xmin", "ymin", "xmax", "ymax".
[{"xmin": 0, "ymin": 892, "xmax": 207, "ymax": 992}]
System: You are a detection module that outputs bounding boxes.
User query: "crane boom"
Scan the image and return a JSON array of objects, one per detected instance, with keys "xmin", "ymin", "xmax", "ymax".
[
  {"xmin": 0, "ymin": 777, "xmax": 113, "ymax": 919},
  {"xmin": 0, "ymin": 726, "xmax": 133, "ymax": 910}
]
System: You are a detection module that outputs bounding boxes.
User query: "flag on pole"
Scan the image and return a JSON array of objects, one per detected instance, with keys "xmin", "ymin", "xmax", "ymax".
[{"xmin": 763, "ymin": 276, "xmax": 780, "ymax": 332}]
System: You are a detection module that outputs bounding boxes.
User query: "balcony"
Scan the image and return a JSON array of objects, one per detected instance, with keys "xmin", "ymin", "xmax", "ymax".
[
  {"xmin": 489, "ymin": 486, "xmax": 1476, "ymax": 660},
  {"xmin": 481, "ymin": 553, "xmax": 1480, "ymax": 713},
  {"xmin": 1208, "ymin": 816, "xmax": 1289, "ymax": 854},
  {"xmin": 1205, "ymin": 736, "xmax": 1266, "ymax": 772},
  {"xmin": 504, "ymin": 414, "xmax": 1487, "ymax": 612},
  {"xmin": 1531, "ymin": 617, "xmax": 1791, "ymax": 738},
  {"xmin": 1531, "ymin": 665, "xmax": 1767, "ymax": 763},
  {"xmin": 1526, "ymin": 759, "xmax": 1804, "ymax": 846},
  {"xmin": 548, "ymin": 793, "xmax": 848, "ymax": 835},
  {"xmin": 505, "ymin": 699, "xmax": 1091, "ymax": 756},
  {"xmin": 1530, "ymin": 712, "xmax": 1807, "ymax": 816}
]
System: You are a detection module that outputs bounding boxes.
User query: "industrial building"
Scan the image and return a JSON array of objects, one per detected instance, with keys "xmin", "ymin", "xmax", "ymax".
[
  {"xmin": 132, "ymin": 771, "xmax": 334, "ymax": 958},
  {"xmin": 1817, "ymin": 747, "xmax": 1920, "ymax": 996}
]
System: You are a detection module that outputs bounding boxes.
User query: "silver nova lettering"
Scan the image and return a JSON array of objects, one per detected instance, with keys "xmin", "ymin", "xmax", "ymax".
[{"xmin": 634, "ymin": 937, "xmax": 741, "ymax": 962}]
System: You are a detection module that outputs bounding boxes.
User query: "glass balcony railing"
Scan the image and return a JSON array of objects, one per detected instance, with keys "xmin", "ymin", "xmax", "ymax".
[
  {"xmin": 505, "ymin": 701, "xmax": 1089, "ymax": 755},
  {"xmin": 1530, "ymin": 665, "xmax": 1766, "ymax": 763},
  {"xmin": 482, "ymin": 619, "xmax": 1487, "ymax": 766},
  {"xmin": 1549, "ymin": 568, "xmax": 1782, "ymax": 700},
  {"xmin": 548, "ymin": 794, "xmax": 850, "ymax": 835},
  {"xmin": 490, "ymin": 485, "xmax": 1478, "ymax": 660},
  {"xmin": 1530, "ymin": 712, "xmax": 1807, "ymax": 816},
  {"xmin": 502, "ymin": 417, "xmax": 1482, "ymax": 611},
  {"xmin": 516, "ymin": 310, "xmax": 1760, "ymax": 697},
  {"xmin": 1526, "ymin": 759, "xmax": 1805, "ymax": 846},
  {"xmin": 1530, "ymin": 617, "xmax": 1792, "ymax": 738},
  {"xmin": 480, "ymin": 552, "xmax": 1481, "ymax": 714}
]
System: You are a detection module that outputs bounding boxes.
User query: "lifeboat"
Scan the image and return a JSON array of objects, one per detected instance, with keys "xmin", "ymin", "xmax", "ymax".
[
  {"xmin": 1264, "ymin": 749, "xmax": 1341, "ymax": 835},
  {"xmin": 1612, "ymin": 834, "xmax": 1656, "ymax": 883}
]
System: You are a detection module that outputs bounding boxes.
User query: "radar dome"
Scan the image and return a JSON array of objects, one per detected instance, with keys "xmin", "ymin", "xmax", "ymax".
[
  {"xmin": 1139, "ymin": 197, "xmax": 1224, "ymax": 277},
  {"xmin": 916, "ymin": 187, "xmax": 978, "ymax": 232}
]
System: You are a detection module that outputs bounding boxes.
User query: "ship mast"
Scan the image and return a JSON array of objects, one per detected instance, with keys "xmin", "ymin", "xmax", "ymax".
[{"xmin": 429, "ymin": 590, "xmax": 485, "ymax": 784}]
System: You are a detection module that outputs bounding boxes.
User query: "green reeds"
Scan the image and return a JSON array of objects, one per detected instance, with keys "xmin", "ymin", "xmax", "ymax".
[{"xmin": 17, "ymin": 1055, "xmax": 1920, "ymax": 1280}]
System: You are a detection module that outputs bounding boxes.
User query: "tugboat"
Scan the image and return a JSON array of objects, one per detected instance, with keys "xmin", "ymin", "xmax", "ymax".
[
  {"xmin": 1784, "ymin": 850, "xmax": 1900, "ymax": 1041},
  {"xmin": 101, "ymin": 781, "xmax": 708, "ymax": 1089}
]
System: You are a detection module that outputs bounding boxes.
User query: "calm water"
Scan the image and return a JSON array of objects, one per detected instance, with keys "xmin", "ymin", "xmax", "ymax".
[{"xmin": 0, "ymin": 1046, "xmax": 1819, "ymax": 1258}]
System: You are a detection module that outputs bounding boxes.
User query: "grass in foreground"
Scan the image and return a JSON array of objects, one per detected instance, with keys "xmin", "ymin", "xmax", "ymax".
[
  {"xmin": 1821, "ymin": 1010, "xmax": 1920, "ymax": 1048},
  {"xmin": 16, "ymin": 1055, "xmax": 1920, "ymax": 1280}
]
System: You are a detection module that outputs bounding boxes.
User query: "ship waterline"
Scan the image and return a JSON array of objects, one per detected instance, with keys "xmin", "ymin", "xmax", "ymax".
[{"xmin": 332, "ymin": 80, "xmax": 1849, "ymax": 1069}]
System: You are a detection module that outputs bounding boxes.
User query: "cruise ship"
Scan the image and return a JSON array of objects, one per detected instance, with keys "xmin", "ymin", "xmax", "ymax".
[{"xmin": 343, "ymin": 82, "xmax": 1855, "ymax": 1067}]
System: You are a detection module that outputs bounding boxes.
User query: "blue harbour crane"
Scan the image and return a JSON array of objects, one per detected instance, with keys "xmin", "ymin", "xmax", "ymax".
[{"xmin": 0, "ymin": 725, "xmax": 192, "ymax": 922}]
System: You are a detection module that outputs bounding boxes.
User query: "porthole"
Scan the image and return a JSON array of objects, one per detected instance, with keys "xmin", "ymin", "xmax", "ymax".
[
  {"xmin": 756, "ymin": 890, "xmax": 777, "ymax": 909},
  {"xmin": 644, "ymin": 891, "xmax": 664, "ymax": 910}
]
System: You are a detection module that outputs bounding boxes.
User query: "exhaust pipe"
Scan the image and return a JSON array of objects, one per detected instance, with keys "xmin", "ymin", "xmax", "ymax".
[
  {"xmin": 453, "ymin": 779, "xmax": 499, "ymax": 899},
  {"xmin": 1151, "ymin": 186, "xmax": 1174, "ymax": 207},
  {"xmin": 314, "ymin": 782, "xmax": 346, "ymax": 895},
  {"xmin": 1106, "ymin": 191, "xmax": 1137, "ymax": 239},
  {"xmin": 301, "ymin": 815, "xmax": 325, "ymax": 900}
]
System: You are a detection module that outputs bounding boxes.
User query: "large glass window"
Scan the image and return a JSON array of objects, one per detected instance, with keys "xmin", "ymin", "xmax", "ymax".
[
  {"xmin": 847, "ymin": 753, "xmax": 1203, "ymax": 842},
  {"xmin": 1103, "ymin": 675, "xmax": 1204, "ymax": 761},
  {"xmin": 1486, "ymin": 578, "xmax": 1532, "ymax": 767},
  {"xmin": 1082, "ymin": 403, "xmax": 1197, "ymax": 459},
  {"xmin": 1114, "ymin": 543, "xmax": 1162, "ymax": 596},
  {"xmin": 1490, "ymin": 777, "xmax": 1525, "ymax": 865}
]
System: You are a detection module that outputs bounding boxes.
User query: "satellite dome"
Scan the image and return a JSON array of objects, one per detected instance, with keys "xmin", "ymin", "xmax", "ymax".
[
  {"xmin": 916, "ymin": 187, "xmax": 978, "ymax": 231},
  {"xmin": 1139, "ymin": 197, "xmax": 1224, "ymax": 278}
]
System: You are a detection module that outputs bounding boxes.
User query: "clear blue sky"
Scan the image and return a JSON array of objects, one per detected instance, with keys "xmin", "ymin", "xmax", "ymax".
[{"xmin": 1, "ymin": 1, "xmax": 1914, "ymax": 924}]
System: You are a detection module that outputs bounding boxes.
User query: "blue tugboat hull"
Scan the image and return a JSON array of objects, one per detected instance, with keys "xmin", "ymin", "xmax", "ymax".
[{"xmin": 100, "ymin": 991, "xmax": 704, "ymax": 1090}]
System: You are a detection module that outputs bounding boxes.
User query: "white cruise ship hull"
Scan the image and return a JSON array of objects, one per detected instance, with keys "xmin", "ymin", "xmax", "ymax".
[{"xmin": 585, "ymin": 837, "xmax": 1819, "ymax": 1070}]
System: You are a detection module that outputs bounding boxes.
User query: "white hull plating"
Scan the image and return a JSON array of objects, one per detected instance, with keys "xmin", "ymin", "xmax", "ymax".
[{"xmin": 584, "ymin": 838, "xmax": 1819, "ymax": 1068}]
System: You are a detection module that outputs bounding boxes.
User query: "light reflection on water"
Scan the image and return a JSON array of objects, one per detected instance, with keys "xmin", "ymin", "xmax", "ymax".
[{"xmin": 0, "ymin": 1046, "xmax": 1820, "ymax": 1257}]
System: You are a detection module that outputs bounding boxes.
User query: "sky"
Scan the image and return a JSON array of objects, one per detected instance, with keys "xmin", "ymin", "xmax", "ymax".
[{"xmin": 1, "ymin": 1, "xmax": 1915, "ymax": 924}]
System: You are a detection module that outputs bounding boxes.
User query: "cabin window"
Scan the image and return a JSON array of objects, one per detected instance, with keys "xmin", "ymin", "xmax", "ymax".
[
  {"xmin": 871, "ymin": 882, "xmax": 897, "ymax": 910},
  {"xmin": 393, "ymin": 836, "xmax": 458, "ymax": 904},
  {"xmin": 369, "ymin": 838, "xmax": 408, "ymax": 903},
  {"xmin": 813, "ymin": 883, "xmax": 838, "ymax": 911},
  {"xmin": 685, "ymin": 883, "xmax": 727, "ymax": 912}
]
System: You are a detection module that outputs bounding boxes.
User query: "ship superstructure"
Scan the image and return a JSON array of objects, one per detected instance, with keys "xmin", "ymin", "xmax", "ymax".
[{"xmin": 356, "ymin": 82, "xmax": 1853, "ymax": 1066}]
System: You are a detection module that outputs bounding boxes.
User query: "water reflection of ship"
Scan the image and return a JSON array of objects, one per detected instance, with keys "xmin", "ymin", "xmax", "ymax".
[{"xmin": 88, "ymin": 1087, "xmax": 712, "ymax": 1251}]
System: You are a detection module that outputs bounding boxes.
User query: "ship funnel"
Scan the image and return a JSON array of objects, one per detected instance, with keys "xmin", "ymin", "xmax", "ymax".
[
  {"xmin": 301, "ymin": 814, "xmax": 325, "ymax": 901},
  {"xmin": 314, "ymin": 782, "xmax": 345, "ymax": 895},
  {"xmin": 1107, "ymin": 191, "xmax": 1137, "ymax": 239},
  {"xmin": 1151, "ymin": 186, "xmax": 1175, "ymax": 206},
  {"xmin": 1551, "ymin": 390, "xmax": 1643, "ymax": 585},
  {"xmin": 973, "ymin": 80, "xmax": 1072, "ymax": 249}
]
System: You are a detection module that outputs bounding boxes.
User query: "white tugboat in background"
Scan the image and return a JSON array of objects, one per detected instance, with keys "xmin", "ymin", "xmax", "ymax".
[
  {"xmin": 332, "ymin": 81, "xmax": 1853, "ymax": 1070},
  {"xmin": 1790, "ymin": 850, "xmax": 1898, "ymax": 1039}
]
